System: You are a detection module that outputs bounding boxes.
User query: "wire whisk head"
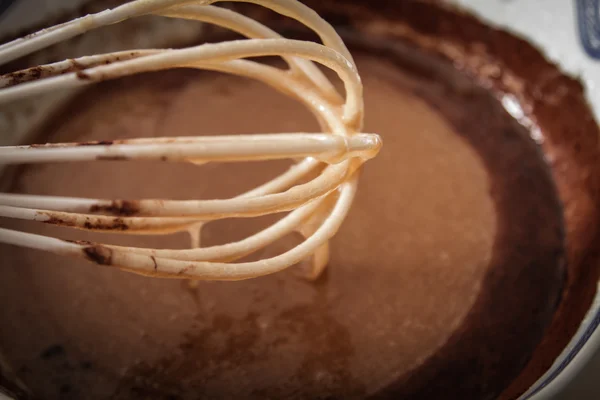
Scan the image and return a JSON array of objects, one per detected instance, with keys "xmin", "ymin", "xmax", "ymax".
[{"xmin": 0, "ymin": 0, "xmax": 381, "ymax": 281}]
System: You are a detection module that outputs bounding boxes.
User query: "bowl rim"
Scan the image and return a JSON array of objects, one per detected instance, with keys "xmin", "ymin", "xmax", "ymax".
[
  {"xmin": 448, "ymin": 1, "xmax": 600, "ymax": 397},
  {"xmin": 523, "ymin": 288, "xmax": 600, "ymax": 399}
]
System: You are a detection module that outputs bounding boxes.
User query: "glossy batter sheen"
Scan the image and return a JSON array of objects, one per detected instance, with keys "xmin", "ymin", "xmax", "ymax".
[{"xmin": 0, "ymin": 55, "xmax": 495, "ymax": 399}]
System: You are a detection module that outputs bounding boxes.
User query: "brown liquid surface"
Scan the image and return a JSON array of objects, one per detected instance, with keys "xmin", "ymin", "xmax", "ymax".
[{"xmin": 0, "ymin": 55, "xmax": 495, "ymax": 399}]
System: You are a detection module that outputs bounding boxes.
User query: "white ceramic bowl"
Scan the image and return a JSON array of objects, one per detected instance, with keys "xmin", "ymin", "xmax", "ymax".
[{"xmin": 0, "ymin": 1, "xmax": 598, "ymax": 399}]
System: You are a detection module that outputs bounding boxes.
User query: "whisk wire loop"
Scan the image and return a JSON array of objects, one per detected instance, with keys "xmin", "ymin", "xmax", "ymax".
[{"xmin": 0, "ymin": 0, "xmax": 381, "ymax": 281}]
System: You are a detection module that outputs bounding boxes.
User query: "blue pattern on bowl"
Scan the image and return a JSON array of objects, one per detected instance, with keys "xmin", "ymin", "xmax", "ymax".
[{"xmin": 577, "ymin": 0, "xmax": 600, "ymax": 59}]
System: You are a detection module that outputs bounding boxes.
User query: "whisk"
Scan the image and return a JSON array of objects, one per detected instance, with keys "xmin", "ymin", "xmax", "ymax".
[{"xmin": 0, "ymin": 0, "xmax": 381, "ymax": 281}]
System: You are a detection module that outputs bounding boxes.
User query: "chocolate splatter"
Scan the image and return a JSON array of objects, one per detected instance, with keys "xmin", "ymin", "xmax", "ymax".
[
  {"xmin": 1, "ymin": 66, "xmax": 43, "ymax": 87},
  {"xmin": 43, "ymin": 216, "xmax": 76, "ymax": 228},
  {"xmin": 90, "ymin": 200, "xmax": 140, "ymax": 216},
  {"xmin": 64, "ymin": 239, "xmax": 93, "ymax": 246},
  {"xmin": 76, "ymin": 140, "xmax": 114, "ymax": 146},
  {"xmin": 83, "ymin": 217, "xmax": 129, "ymax": 231},
  {"xmin": 95, "ymin": 155, "xmax": 128, "ymax": 161},
  {"xmin": 83, "ymin": 245, "xmax": 113, "ymax": 265},
  {"xmin": 76, "ymin": 71, "xmax": 92, "ymax": 81}
]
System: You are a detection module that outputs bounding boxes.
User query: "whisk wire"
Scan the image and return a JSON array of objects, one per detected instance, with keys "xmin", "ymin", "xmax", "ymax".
[{"xmin": 0, "ymin": 0, "xmax": 381, "ymax": 281}]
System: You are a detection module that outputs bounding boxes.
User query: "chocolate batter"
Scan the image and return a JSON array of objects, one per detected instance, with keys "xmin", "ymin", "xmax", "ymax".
[{"xmin": 0, "ymin": 47, "xmax": 564, "ymax": 400}]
